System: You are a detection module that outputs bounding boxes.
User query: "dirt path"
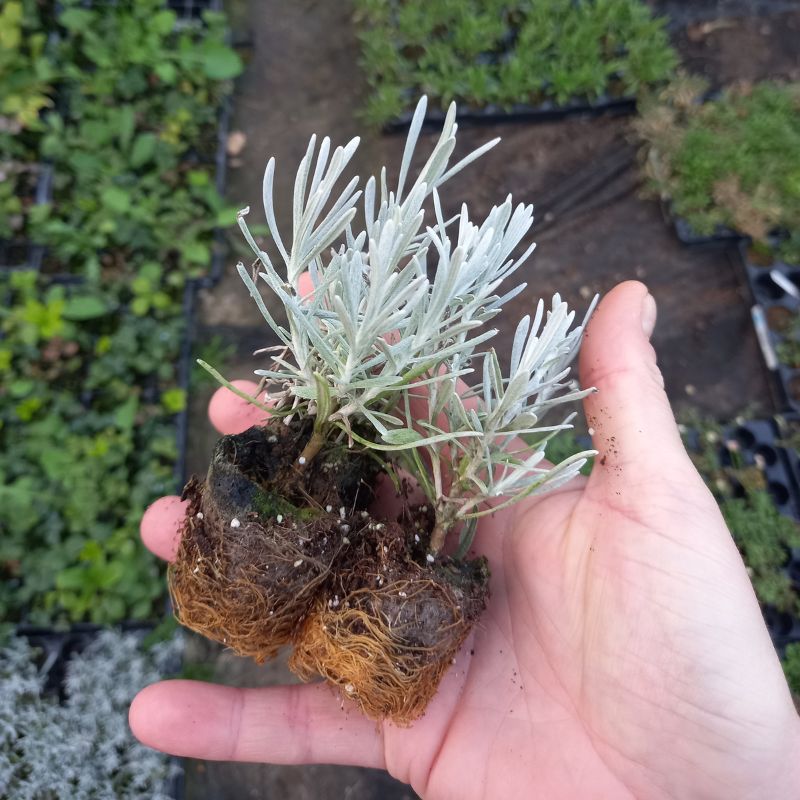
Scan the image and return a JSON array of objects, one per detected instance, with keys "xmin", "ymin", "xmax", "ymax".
[{"xmin": 181, "ymin": 3, "xmax": 800, "ymax": 797}]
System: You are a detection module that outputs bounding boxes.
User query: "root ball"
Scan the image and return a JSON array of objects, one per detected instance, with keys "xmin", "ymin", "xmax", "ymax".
[
  {"xmin": 169, "ymin": 423, "xmax": 490, "ymax": 722},
  {"xmin": 290, "ymin": 525, "xmax": 489, "ymax": 724}
]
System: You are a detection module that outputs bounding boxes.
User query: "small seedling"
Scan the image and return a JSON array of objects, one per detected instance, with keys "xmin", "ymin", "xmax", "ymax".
[{"xmin": 170, "ymin": 97, "xmax": 596, "ymax": 723}]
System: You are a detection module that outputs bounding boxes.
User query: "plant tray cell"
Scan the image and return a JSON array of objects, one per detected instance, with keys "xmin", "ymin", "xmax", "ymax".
[
  {"xmin": 667, "ymin": 203, "xmax": 742, "ymax": 248},
  {"xmin": 774, "ymin": 413, "xmax": 800, "ymax": 518},
  {"xmin": 74, "ymin": 0, "xmax": 219, "ymax": 22},
  {"xmin": 0, "ymin": 164, "xmax": 53, "ymax": 271},
  {"xmin": 712, "ymin": 419, "xmax": 800, "ymax": 649},
  {"xmin": 14, "ymin": 622, "xmax": 157, "ymax": 690},
  {"xmin": 167, "ymin": 0, "xmax": 221, "ymax": 21},
  {"xmin": 762, "ymin": 604, "xmax": 800, "ymax": 650},
  {"xmin": 722, "ymin": 419, "xmax": 800, "ymax": 522},
  {"xmin": 687, "ymin": 418, "xmax": 800, "ymax": 648},
  {"xmin": 383, "ymin": 94, "xmax": 637, "ymax": 134},
  {"xmin": 200, "ymin": 95, "xmax": 232, "ymax": 288},
  {"xmin": 740, "ymin": 243, "xmax": 800, "ymax": 413}
]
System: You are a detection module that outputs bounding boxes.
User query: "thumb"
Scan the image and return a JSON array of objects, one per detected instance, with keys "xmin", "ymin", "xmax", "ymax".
[{"xmin": 579, "ymin": 281, "xmax": 692, "ymax": 483}]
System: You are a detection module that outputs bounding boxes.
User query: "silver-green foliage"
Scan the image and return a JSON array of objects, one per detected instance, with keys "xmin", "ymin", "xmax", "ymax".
[
  {"xmin": 216, "ymin": 96, "xmax": 596, "ymax": 534},
  {"xmin": 0, "ymin": 630, "xmax": 180, "ymax": 800}
]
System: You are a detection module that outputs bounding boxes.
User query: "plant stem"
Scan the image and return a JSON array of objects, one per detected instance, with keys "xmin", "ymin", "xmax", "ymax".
[
  {"xmin": 429, "ymin": 521, "xmax": 448, "ymax": 554},
  {"xmin": 429, "ymin": 487, "xmax": 461, "ymax": 554},
  {"xmin": 298, "ymin": 429, "xmax": 326, "ymax": 468},
  {"xmin": 197, "ymin": 360, "xmax": 272, "ymax": 414}
]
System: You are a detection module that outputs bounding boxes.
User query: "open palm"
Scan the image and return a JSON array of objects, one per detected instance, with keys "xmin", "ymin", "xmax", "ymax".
[{"xmin": 131, "ymin": 282, "xmax": 800, "ymax": 799}]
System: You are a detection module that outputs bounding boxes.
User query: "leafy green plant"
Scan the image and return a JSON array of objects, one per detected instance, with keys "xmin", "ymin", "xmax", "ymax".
[
  {"xmin": 0, "ymin": 0, "xmax": 243, "ymax": 624},
  {"xmin": 355, "ymin": 0, "xmax": 677, "ymax": 125},
  {"xmin": 0, "ymin": 0, "xmax": 56, "ymax": 253},
  {"xmin": 192, "ymin": 334, "xmax": 235, "ymax": 387},
  {"xmin": 0, "ymin": 0, "xmax": 55, "ymax": 130},
  {"xmin": 637, "ymin": 78, "xmax": 800, "ymax": 263},
  {"xmin": 0, "ymin": 273, "xmax": 183, "ymax": 625},
  {"xmin": 20, "ymin": 0, "xmax": 240, "ymax": 283}
]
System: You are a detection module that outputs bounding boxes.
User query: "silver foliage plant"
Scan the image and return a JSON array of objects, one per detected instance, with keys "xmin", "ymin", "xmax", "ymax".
[
  {"xmin": 0, "ymin": 631, "xmax": 181, "ymax": 800},
  {"xmin": 207, "ymin": 96, "xmax": 597, "ymax": 553}
]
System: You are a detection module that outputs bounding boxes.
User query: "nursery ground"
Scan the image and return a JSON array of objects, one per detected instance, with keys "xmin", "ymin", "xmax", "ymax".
[{"xmin": 180, "ymin": 2, "xmax": 800, "ymax": 797}]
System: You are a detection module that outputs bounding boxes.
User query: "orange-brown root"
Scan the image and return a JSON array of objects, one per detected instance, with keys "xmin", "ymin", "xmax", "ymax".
[
  {"xmin": 169, "ymin": 478, "xmax": 338, "ymax": 663},
  {"xmin": 289, "ymin": 571, "xmax": 484, "ymax": 724}
]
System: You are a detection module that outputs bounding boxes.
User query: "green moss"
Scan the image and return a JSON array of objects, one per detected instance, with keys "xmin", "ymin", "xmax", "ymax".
[{"xmin": 252, "ymin": 488, "xmax": 323, "ymax": 523}]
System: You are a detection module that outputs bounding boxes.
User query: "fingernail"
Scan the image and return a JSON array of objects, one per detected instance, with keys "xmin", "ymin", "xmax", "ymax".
[{"xmin": 641, "ymin": 293, "xmax": 657, "ymax": 339}]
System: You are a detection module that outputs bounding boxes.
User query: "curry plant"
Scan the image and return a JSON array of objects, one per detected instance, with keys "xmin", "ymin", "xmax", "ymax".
[
  {"xmin": 0, "ymin": 630, "xmax": 181, "ymax": 799},
  {"xmin": 204, "ymin": 97, "xmax": 596, "ymax": 554}
]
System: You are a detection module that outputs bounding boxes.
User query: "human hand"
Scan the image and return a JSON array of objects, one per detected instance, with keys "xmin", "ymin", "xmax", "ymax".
[{"xmin": 130, "ymin": 281, "xmax": 800, "ymax": 799}]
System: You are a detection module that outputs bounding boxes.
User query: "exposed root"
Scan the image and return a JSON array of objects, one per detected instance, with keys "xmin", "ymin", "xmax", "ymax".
[
  {"xmin": 290, "ymin": 536, "xmax": 489, "ymax": 724},
  {"xmin": 169, "ymin": 478, "xmax": 341, "ymax": 662}
]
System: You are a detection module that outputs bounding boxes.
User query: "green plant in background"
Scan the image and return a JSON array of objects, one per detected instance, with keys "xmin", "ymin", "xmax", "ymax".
[
  {"xmin": 784, "ymin": 642, "xmax": 800, "ymax": 695},
  {"xmin": 0, "ymin": 0, "xmax": 243, "ymax": 625},
  {"xmin": 0, "ymin": 0, "xmax": 55, "ymax": 130},
  {"xmin": 55, "ymin": 0, "xmax": 240, "ymax": 146},
  {"xmin": 193, "ymin": 334, "xmax": 235, "ymax": 387},
  {"xmin": 0, "ymin": 166, "xmax": 41, "ymax": 241},
  {"xmin": 774, "ymin": 313, "xmax": 800, "ymax": 369},
  {"xmin": 0, "ymin": 272, "xmax": 184, "ymax": 625},
  {"xmin": 682, "ymin": 416, "xmax": 800, "ymax": 616},
  {"xmin": 355, "ymin": 0, "xmax": 677, "ymax": 125},
  {"xmin": 0, "ymin": 0, "xmax": 56, "ymax": 250},
  {"xmin": 722, "ymin": 492, "xmax": 800, "ymax": 613},
  {"xmin": 540, "ymin": 428, "xmax": 593, "ymax": 476},
  {"xmin": 637, "ymin": 77, "xmax": 800, "ymax": 263},
  {"xmin": 23, "ymin": 0, "xmax": 241, "ymax": 282}
]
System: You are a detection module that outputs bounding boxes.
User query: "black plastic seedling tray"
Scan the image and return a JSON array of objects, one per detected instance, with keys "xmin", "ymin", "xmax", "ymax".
[
  {"xmin": 203, "ymin": 94, "xmax": 232, "ymax": 289},
  {"xmin": 383, "ymin": 94, "xmax": 637, "ymax": 134},
  {"xmin": 174, "ymin": 278, "xmax": 197, "ymax": 490},
  {"xmin": 740, "ymin": 242, "xmax": 800, "ymax": 414},
  {"xmin": 687, "ymin": 419, "xmax": 800, "ymax": 650},
  {"xmin": 721, "ymin": 420, "xmax": 800, "ymax": 649},
  {"xmin": 722, "ymin": 419, "xmax": 800, "ymax": 521},
  {"xmin": 73, "ymin": 0, "xmax": 219, "ymax": 21},
  {"xmin": 167, "ymin": 0, "xmax": 221, "ymax": 20},
  {"xmin": 663, "ymin": 202, "xmax": 742, "ymax": 248}
]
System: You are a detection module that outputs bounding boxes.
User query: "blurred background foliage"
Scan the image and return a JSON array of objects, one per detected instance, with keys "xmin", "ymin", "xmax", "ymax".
[{"xmin": 0, "ymin": 0, "xmax": 241, "ymax": 626}]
